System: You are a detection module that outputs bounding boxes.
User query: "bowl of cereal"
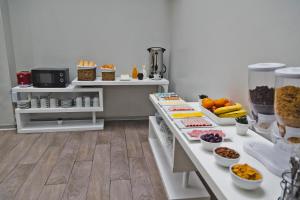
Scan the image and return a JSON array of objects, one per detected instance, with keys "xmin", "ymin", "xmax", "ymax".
[
  {"xmin": 213, "ymin": 147, "xmax": 240, "ymax": 167},
  {"xmin": 230, "ymin": 163, "xmax": 263, "ymax": 190}
]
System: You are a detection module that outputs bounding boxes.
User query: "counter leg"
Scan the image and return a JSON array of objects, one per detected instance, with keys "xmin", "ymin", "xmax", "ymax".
[
  {"xmin": 92, "ymin": 112, "xmax": 96, "ymax": 124},
  {"xmin": 182, "ymin": 171, "xmax": 190, "ymax": 188}
]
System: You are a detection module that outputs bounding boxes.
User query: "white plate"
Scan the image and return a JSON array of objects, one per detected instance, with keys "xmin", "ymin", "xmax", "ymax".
[
  {"xmin": 181, "ymin": 128, "xmax": 232, "ymax": 141},
  {"xmin": 158, "ymin": 100, "xmax": 187, "ymax": 106},
  {"xmin": 162, "ymin": 105, "xmax": 195, "ymax": 113},
  {"xmin": 200, "ymin": 105, "xmax": 236, "ymax": 125},
  {"xmin": 174, "ymin": 117, "xmax": 217, "ymax": 129},
  {"xmin": 166, "ymin": 111, "xmax": 204, "ymax": 120}
]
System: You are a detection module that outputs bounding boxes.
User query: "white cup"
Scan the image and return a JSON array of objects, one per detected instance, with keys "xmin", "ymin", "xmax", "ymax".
[
  {"xmin": 84, "ymin": 96, "xmax": 91, "ymax": 107},
  {"xmin": 93, "ymin": 97, "xmax": 99, "ymax": 107},
  {"xmin": 30, "ymin": 98, "xmax": 38, "ymax": 108},
  {"xmin": 40, "ymin": 97, "xmax": 49, "ymax": 108},
  {"xmin": 75, "ymin": 96, "xmax": 83, "ymax": 107},
  {"xmin": 50, "ymin": 98, "xmax": 58, "ymax": 108},
  {"xmin": 236, "ymin": 122, "xmax": 249, "ymax": 136}
]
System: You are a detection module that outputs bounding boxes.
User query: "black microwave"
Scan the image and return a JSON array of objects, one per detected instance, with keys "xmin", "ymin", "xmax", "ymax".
[{"xmin": 31, "ymin": 68, "xmax": 70, "ymax": 88}]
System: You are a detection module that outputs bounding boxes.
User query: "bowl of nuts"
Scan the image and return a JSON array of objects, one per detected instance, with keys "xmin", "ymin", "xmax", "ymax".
[
  {"xmin": 213, "ymin": 147, "xmax": 240, "ymax": 167},
  {"xmin": 200, "ymin": 133, "xmax": 223, "ymax": 151}
]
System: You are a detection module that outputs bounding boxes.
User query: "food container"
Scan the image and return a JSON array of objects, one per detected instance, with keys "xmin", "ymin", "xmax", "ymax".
[
  {"xmin": 16, "ymin": 71, "xmax": 31, "ymax": 86},
  {"xmin": 274, "ymin": 67, "xmax": 300, "ymax": 144},
  {"xmin": 102, "ymin": 71, "xmax": 115, "ymax": 81},
  {"xmin": 213, "ymin": 147, "xmax": 240, "ymax": 167},
  {"xmin": 248, "ymin": 63, "xmax": 286, "ymax": 136},
  {"xmin": 200, "ymin": 134, "xmax": 223, "ymax": 151},
  {"xmin": 230, "ymin": 164, "xmax": 263, "ymax": 190},
  {"xmin": 236, "ymin": 122, "xmax": 249, "ymax": 136},
  {"xmin": 100, "ymin": 64, "xmax": 116, "ymax": 81},
  {"xmin": 78, "ymin": 67, "xmax": 96, "ymax": 81}
]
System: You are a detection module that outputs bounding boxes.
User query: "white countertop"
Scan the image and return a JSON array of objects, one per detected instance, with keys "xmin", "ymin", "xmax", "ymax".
[
  {"xmin": 72, "ymin": 77, "xmax": 169, "ymax": 86},
  {"xmin": 149, "ymin": 94, "xmax": 281, "ymax": 200}
]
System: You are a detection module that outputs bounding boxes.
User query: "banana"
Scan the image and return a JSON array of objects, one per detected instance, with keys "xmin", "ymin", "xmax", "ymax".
[
  {"xmin": 218, "ymin": 109, "xmax": 247, "ymax": 118},
  {"xmin": 213, "ymin": 103, "xmax": 242, "ymax": 115}
]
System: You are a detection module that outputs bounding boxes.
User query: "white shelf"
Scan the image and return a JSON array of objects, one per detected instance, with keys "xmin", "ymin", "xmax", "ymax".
[
  {"xmin": 18, "ymin": 119, "xmax": 104, "ymax": 133},
  {"xmin": 149, "ymin": 138, "xmax": 210, "ymax": 200},
  {"xmin": 12, "ymin": 85, "xmax": 103, "ymax": 93},
  {"xmin": 15, "ymin": 107, "xmax": 103, "ymax": 114},
  {"xmin": 72, "ymin": 77, "xmax": 169, "ymax": 86},
  {"xmin": 149, "ymin": 116, "xmax": 173, "ymax": 166}
]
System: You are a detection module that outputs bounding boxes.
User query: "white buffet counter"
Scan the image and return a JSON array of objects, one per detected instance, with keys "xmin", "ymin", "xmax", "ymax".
[{"xmin": 149, "ymin": 94, "xmax": 281, "ymax": 200}]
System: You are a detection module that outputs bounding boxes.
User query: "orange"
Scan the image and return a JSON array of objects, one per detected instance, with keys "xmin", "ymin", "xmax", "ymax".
[
  {"xmin": 214, "ymin": 98, "xmax": 227, "ymax": 108},
  {"xmin": 202, "ymin": 98, "xmax": 214, "ymax": 109}
]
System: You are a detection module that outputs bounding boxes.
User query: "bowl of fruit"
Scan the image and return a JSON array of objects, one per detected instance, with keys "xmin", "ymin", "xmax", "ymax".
[
  {"xmin": 200, "ymin": 133, "xmax": 223, "ymax": 151},
  {"xmin": 213, "ymin": 147, "xmax": 240, "ymax": 167},
  {"xmin": 199, "ymin": 95, "xmax": 247, "ymax": 125},
  {"xmin": 230, "ymin": 163, "xmax": 263, "ymax": 190}
]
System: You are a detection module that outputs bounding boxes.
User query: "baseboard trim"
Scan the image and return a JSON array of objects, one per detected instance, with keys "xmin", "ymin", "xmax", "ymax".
[
  {"xmin": 0, "ymin": 124, "xmax": 16, "ymax": 130},
  {"xmin": 0, "ymin": 117, "xmax": 148, "ymax": 131},
  {"xmin": 104, "ymin": 116, "xmax": 149, "ymax": 121}
]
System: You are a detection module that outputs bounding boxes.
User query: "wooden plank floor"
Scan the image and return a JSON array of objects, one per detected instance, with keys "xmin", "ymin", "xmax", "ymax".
[{"xmin": 0, "ymin": 121, "xmax": 167, "ymax": 200}]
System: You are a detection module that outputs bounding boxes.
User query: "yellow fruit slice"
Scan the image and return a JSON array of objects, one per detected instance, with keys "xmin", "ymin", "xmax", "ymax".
[{"xmin": 171, "ymin": 112, "xmax": 204, "ymax": 119}]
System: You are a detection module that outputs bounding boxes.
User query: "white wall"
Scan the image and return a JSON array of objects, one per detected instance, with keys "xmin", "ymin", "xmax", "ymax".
[
  {"xmin": 8, "ymin": 0, "xmax": 171, "ymax": 77},
  {"xmin": 169, "ymin": 0, "xmax": 300, "ymax": 107},
  {"xmin": 8, "ymin": 0, "xmax": 171, "ymax": 119},
  {"xmin": 3, "ymin": 0, "xmax": 300, "ymax": 123},
  {"xmin": 0, "ymin": 0, "xmax": 15, "ymax": 126}
]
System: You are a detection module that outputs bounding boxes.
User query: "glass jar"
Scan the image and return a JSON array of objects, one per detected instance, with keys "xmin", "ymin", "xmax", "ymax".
[
  {"xmin": 248, "ymin": 63, "xmax": 286, "ymax": 136},
  {"xmin": 275, "ymin": 67, "xmax": 300, "ymax": 144}
]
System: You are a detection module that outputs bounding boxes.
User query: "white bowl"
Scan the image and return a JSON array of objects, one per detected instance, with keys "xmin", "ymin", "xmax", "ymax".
[
  {"xmin": 230, "ymin": 164, "xmax": 263, "ymax": 190},
  {"xmin": 200, "ymin": 137, "xmax": 223, "ymax": 151},
  {"xmin": 213, "ymin": 148, "xmax": 240, "ymax": 167},
  {"xmin": 236, "ymin": 122, "xmax": 249, "ymax": 136}
]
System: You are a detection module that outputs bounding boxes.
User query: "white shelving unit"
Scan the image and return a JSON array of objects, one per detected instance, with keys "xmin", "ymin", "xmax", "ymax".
[
  {"xmin": 72, "ymin": 77, "xmax": 169, "ymax": 92},
  {"xmin": 19, "ymin": 119, "xmax": 104, "ymax": 133},
  {"xmin": 15, "ymin": 107, "xmax": 103, "ymax": 114},
  {"xmin": 12, "ymin": 86, "xmax": 104, "ymax": 133},
  {"xmin": 149, "ymin": 116, "xmax": 210, "ymax": 200}
]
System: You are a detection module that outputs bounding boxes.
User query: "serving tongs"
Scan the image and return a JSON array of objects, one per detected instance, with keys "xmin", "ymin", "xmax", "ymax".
[{"xmin": 279, "ymin": 156, "xmax": 300, "ymax": 200}]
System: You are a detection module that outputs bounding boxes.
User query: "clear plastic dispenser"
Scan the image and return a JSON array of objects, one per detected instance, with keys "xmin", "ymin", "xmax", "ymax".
[
  {"xmin": 274, "ymin": 67, "xmax": 300, "ymax": 144},
  {"xmin": 248, "ymin": 63, "xmax": 286, "ymax": 137}
]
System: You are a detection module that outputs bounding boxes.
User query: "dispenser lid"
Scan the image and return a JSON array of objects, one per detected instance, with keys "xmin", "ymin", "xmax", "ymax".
[
  {"xmin": 275, "ymin": 67, "xmax": 300, "ymax": 78},
  {"xmin": 147, "ymin": 47, "xmax": 166, "ymax": 52},
  {"xmin": 248, "ymin": 63, "xmax": 286, "ymax": 71}
]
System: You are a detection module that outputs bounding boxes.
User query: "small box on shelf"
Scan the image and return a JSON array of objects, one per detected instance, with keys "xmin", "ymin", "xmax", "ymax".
[
  {"xmin": 102, "ymin": 71, "xmax": 115, "ymax": 81},
  {"xmin": 77, "ymin": 67, "xmax": 96, "ymax": 81}
]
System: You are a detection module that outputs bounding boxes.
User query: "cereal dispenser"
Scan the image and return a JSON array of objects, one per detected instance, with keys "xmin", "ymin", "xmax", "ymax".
[
  {"xmin": 274, "ymin": 67, "xmax": 300, "ymax": 144},
  {"xmin": 248, "ymin": 63, "xmax": 286, "ymax": 137},
  {"xmin": 244, "ymin": 67, "xmax": 300, "ymax": 177}
]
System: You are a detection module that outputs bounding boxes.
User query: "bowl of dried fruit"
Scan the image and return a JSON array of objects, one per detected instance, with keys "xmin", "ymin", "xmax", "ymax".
[
  {"xmin": 200, "ymin": 133, "xmax": 223, "ymax": 151},
  {"xmin": 230, "ymin": 163, "xmax": 263, "ymax": 190},
  {"xmin": 213, "ymin": 147, "xmax": 240, "ymax": 167}
]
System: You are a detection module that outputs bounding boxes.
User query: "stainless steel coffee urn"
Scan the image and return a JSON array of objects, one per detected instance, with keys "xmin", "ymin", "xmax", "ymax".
[{"xmin": 147, "ymin": 47, "xmax": 167, "ymax": 79}]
